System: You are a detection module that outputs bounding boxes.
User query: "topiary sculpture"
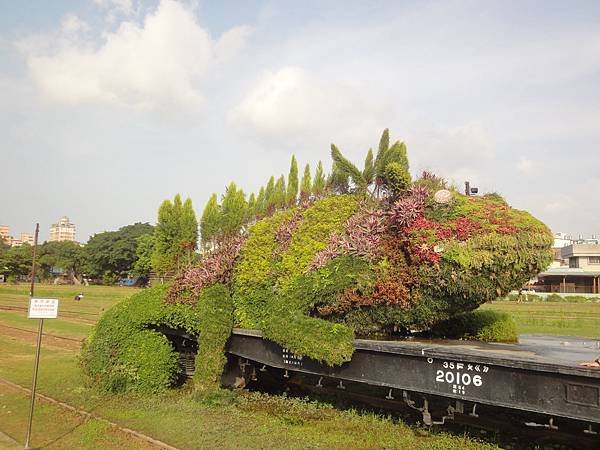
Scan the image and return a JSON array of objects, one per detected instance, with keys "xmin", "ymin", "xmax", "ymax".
[{"xmin": 81, "ymin": 130, "xmax": 553, "ymax": 393}]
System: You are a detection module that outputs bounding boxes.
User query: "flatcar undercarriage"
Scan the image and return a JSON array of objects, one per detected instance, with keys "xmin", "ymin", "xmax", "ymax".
[{"xmin": 156, "ymin": 326, "xmax": 600, "ymax": 449}]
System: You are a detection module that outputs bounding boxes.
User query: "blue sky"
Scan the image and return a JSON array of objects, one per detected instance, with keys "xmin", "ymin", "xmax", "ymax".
[{"xmin": 1, "ymin": 0, "xmax": 599, "ymax": 242}]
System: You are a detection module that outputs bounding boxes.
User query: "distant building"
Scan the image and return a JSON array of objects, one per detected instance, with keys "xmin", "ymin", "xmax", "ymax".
[
  {"xmin": 536, "ymin": 243, "xmax": 600, "ymax": 294},
  {"xmin": 19, "ymin": 233, "xmax": 34, "ymax": 246},
  {"xmin": 0, "ymin": 225, "xmax": 9, "ymax": 244},
  {"xmin": 0, "ymin": 226, "xmax": 35, "ymax": 247},
  {"xmin": 49, "ymin": 216, "xmax": 76, "ymax": 242},
  {"xmin": 553, "ymin": 232, "xmax": 574, "ymax": 249}
]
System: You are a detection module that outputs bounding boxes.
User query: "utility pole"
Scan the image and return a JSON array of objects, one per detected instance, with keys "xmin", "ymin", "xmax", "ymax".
[{"xmin": 24, "ymin": 223, "xmax": 40, "ymax": 450}]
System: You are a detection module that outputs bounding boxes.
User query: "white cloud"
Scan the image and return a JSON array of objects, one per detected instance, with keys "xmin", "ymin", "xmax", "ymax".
[
  {"xmin": 231, "ymin": 67, "xmax": 322, "ymax": 133},
  {"xmin": 230, "ymin": 66, "xmax": 387, "ymax": 151},
  {"xmin": 61, "ymin": 14, "xmax": 90, "ymax": 34},
  {"xmin": 19, "ymin": 0, "xmax": 249, "ymax": 111},
  {"xmin": 517, "ymin": 156, "xmax": 534, "ymax": 173}
]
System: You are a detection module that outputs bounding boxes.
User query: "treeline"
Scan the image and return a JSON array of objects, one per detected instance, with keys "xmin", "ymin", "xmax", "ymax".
[{"xmin": 0, "ymin": 223, "xmax": 154, "ymax": 284}]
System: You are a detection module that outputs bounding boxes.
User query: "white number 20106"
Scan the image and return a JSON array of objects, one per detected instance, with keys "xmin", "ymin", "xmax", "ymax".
[{"xmin": 436, "ymin": 370, "xmax": 482, "ymax": 387}]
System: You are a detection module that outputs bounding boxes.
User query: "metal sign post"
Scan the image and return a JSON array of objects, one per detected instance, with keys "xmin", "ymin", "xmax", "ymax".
[{"xmin": 23, "ymin": 224, "xmax": 59, "ymax": 450}]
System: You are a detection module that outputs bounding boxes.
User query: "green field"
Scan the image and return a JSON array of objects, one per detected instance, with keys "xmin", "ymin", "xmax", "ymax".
[
  {"xmin": 0, "ymin": 284, "xmax": 496, "ymax": 449},
  {"xmin": 481, "ymin": 300, "xmax": 600, "ymax": 338}
]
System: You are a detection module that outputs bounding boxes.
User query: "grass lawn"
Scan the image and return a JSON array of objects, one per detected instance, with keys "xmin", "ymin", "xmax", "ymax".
[
  {"xmin": 0, "ymin": 381, "xmax": 154, "ymax": 449},
  {"xmin": 480, "ymin": 301, "xmax": 600, "ymax": 339},
  {"xmin": 0, "ymin": 284, "xmax": 496, "ymax": 450}
]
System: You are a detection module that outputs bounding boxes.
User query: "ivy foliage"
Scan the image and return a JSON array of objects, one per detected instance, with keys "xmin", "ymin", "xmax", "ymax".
[{"xmin": 81, "ymin": 283, "xmax": 233, "ymax": 393}]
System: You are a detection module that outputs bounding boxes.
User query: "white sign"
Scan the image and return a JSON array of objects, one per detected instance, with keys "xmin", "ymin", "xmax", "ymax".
[{"xmin": 28, "ymin": 298, "xmax": 59, "ymax": 319}]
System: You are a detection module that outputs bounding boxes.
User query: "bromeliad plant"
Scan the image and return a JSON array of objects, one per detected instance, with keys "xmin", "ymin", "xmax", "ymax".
[{"xmin": 81, "ymin": 129, "xmax": 554, "ymax": 393}]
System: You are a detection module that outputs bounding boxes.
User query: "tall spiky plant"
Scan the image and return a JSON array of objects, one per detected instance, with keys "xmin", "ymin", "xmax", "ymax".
[
  {"xmin": 273, "ymin": 175, "xmax": 286, "ymax": 210},
  {"xmin": 300, "ymin": 163, "xmax": 311, "ymax": 203},
  {"xmin": 330, "ymin": 144, "xmax": 367, "ymax": 192},
  {"xmin": 373, "ymin": 129, "xmax": 411, "ymax": 198},
  {"xmin": 286, "ymin": 155, "xmax": 299, "ymax": 207},
  {"xmin": 312, "ymin": 161, "xmax": 326, "ymax": 198},
  {"xmin": 328, "ymin": 129, "xmax": 411, "ymax": 198}
]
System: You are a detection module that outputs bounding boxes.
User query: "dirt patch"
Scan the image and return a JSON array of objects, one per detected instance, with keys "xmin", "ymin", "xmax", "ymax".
[{"xmin": 0, "ymin": 324, "xmax": 81, "ymax": 350}]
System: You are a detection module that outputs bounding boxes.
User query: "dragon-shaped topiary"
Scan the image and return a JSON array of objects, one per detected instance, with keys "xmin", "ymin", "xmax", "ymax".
[{"xmin": 81, "ymin": 131, "xmax": 553, "ymax": 393}]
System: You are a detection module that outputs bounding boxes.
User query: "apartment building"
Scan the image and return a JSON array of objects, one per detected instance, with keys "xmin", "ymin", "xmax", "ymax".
[{"xmin": 49, "ymin": 216, "xmax": 76, "ymax": 242}]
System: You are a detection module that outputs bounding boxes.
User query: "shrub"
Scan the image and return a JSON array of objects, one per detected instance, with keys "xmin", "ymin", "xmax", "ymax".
[
  {"xmin": 426, "ymin": 310, "xmax": 518, "ymax": 343},
  {"xmin": 81, "ymin": 283, "xmax": 233, "ymax": 393}
]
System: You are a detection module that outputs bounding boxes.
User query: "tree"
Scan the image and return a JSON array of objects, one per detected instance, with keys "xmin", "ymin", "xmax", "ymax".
[
  {"xmin": 247, "ymin": 193, "xmax": 256, "ymax": 222},
  {"xmin": 312, "ymin": 160, "xmax": 326, "ymax": 198},
  {"xmin": 375, "ymin": 128, "xmax": 390, "ymax": 178},
  {"xmin": 255, "ymin": 186, "xmax": 266, "ymax": 218},
  {"xmin": 87, "ymin": 222, "xmax": 155, "ymax": 283},
  {"xmin": 300, "ymin": 163, "xmax": 311, "ymax": 203},
  {"xmin": 264, "ymin": 176, "xmax": 276, "ymax": 214},
  {"xmin": 0, "ymin": 240, "xmax": 10, "ymax": 276},
  {"xmin": 38, "ymin": 240, "xmax": 85, "ymax": 282},
  {"xmin": 373, "ymin": 129, "xmax": 411, "ymax": 197},
  {"xmin": 327, "ymin": 129, "xmax": 411, "ymax": 198},
  {"xmin": 0, "ymin": 244, "xmax": 33, "ymax": 280},
  {"xmin": 363, "ymin": 148, "xmax": 375, "ymax": 186},
  {"xmin": 152, "ymin": 194, "xmax": 198, "ymax": 277},
  {"xmin": 220, "ymin": 182, "xmax": 247, "ymax": 236},
  {"xmin": 330, "ymin": 144, "xmax": 366, "ymax": 191},
  {"xmin": 200, "ymin": 193, "xmax": 220, "ymax": 248},
  {"xmin": 286, "ymin": 155, "xmax": 299, "ymax": 206},
  {"xmin": 273, "ymin": 175, "xmax": 286, "ymax": 210},
  {"xmin": 132, "ymin": 233, "xmax": 155, "ymax": 284},
  {"xmin": 328, "ymin": 161, "xmax": 350, "ymax": 194}
]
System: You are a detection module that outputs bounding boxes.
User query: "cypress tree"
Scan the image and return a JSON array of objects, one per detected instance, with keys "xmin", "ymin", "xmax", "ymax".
[
  {"xmin": 200, "ymin": 194, "xmax": 220, "ymax": 248},
  {"xmin": 264, "ymin": 176, "xmax": 276, "ymax": 214},
  {"xmin": 286, "ymin": 155, "xmax": 299, "ymax": 206},
  {"xmin": 247, "ymin": 193, "xmax": 256, "ymax": 223},
  {"xmin": 220, "ymin": 182, "xmax": 247, "ymax": 235},
  {"xmin": 312, "ymin": 160, "xmax": 326, "ymax": 198},
  {"xmin": 328, "ymin": 161, "xmax": 350, "ymax": 194},
  {"xmin": 363, "ymin": 148, "xmax": 375, "ymax": 186},
  {"xmin": 152, "ymin": 194, "xmax": 198, "ymax": 277},
  {"xmin": 330, "ymin": 144, "xmax": 366, "ymax": 191},
  {"xmin": 273, "ymin": 175, "xmax": 286, "ymax": 210},
  {"xmin": 180, "ymin": 198, "xmax": 199, "ymax": 267},
  {"xmin": 255, "ymin": 186, "xmax": 266, "ymax": 218},
  {"xmin": 300, "ymin": 163, "xmax": 311, "ymax": 203},
  {"xmin": 374, "ymin": 128, "xmax": 390, "ymax": 180}
]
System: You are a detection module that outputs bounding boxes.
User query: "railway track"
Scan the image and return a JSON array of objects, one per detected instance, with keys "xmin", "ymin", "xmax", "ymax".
[
  {"xmin": 0, "ymin": 323, "xmax": 83, "ymax": 343},
  {"xmin": 0, "ymin": 305, "xmax": 98, "ymax": 323}
]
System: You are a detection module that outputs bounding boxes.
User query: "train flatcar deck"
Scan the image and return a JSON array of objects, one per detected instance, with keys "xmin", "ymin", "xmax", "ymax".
[
  {"xmin": 157, "ymin": 325, "xmax": 600, "ymax": 445},
  {"xmin": 226, "ymin": 329, "xmax": 600, "ymax": 427}
]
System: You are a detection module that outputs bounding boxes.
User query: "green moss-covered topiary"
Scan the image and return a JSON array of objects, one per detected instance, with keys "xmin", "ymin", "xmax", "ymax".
[
  {"xmin": 80, "ymin": 283, "xmax": 233, "ymax": 393},
  {"xmin": 83, "ymin": 129, "xmax": 553, "ymax": 392}
]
